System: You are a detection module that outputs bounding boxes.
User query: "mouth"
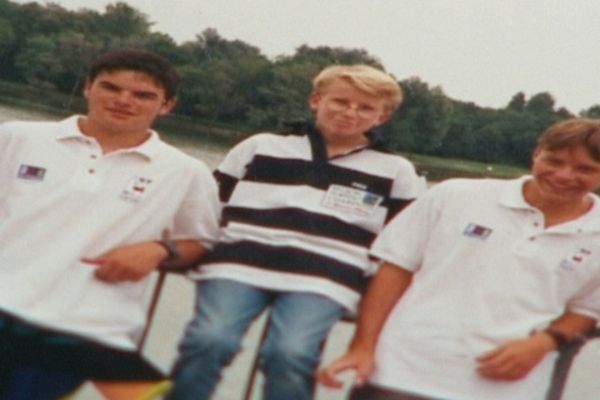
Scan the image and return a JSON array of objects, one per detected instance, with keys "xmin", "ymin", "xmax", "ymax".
[
  {"xmin": 106, "ymin": 108, "xmax": 136, "ymax": 118},
  {"xmin": 544, "ymin": 180, "xmax": 580, "ymax": 194}
]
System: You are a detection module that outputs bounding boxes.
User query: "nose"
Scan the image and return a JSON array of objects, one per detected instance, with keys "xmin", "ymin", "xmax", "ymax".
[
  {"xmin": 113, "ymin": 91, "xmax": 134, "ymax": 105},
  {"xmin": 553, "ymin": 166, "xmax": 576, "ymax": 181},
  {"xmin": 342, "ymin": 104, "xmax": 361, "ymax": 117}
]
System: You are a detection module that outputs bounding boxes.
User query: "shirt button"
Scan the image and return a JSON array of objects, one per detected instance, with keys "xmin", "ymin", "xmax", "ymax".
[
  {"xmin": 529, "ymin": 237, "xmax": 536, "ymax": 241},
  {"xmin": 90, "ymin": 154, "xmax": 98, "ymax": 159},
  {"xmin": 88, "ymin": 169, "xmax": 95, "ymax": 174},
  {"xmin": 533, "ymin": 222, "xmax": 539, "ymax": 227}
]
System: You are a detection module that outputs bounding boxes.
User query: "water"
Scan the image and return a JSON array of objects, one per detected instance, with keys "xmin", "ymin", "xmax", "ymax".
[{"xmin": 1, "ymin": 105, "xmax": 597, "ymax": 400}]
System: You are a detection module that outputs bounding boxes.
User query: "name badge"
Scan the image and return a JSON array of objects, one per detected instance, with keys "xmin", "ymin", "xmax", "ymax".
[
  {"xmin": 322, "ymin": 184, "xmax": 383, "ymax": 217},
  {"xmin": 121, "ymin": 176, "xmax": 152, "ymax": 202}
]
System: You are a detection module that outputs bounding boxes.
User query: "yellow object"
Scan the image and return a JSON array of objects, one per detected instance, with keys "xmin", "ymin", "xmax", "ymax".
[{"xmin": 61, "ymin": 380, "xmax": 172, "ymax": 400}]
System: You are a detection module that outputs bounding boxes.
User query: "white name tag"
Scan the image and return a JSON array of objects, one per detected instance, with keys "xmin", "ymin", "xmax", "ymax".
[
  {"xmin": 322, "ymin": 184, "xmax": 383, "ymax": 217},
  {"xmin": 121, "ymin": 176, "xmax": 152, "ymax": 203}
]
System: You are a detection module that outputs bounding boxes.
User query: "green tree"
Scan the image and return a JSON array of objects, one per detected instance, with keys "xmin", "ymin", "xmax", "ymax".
[
  {"xmin": 0, "ymin": 17, "xmax": 16, "ymax": 76},
  {"xmin": 580, "ymin": 105, "xmax": 600, "ymax": 119},
  {"xmin": 507, "ymin": 92, "xmax": 526, "ymax": 112},
  {"xmin": 387, "ymin": 77, "xmax": 452, "ymax": 154},
  {"xmin": 14, "ymin": 35, "xmax": 61, "ymax": 87}
]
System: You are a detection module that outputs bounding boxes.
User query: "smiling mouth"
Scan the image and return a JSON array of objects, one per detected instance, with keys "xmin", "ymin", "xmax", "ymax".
[
  {"xmin": 106, "ymin": 108, "xmax": 135, "ymax": 117},
  {"xmin": 545, "ymin": 181, "xmax": 579, "ymax": 193}
]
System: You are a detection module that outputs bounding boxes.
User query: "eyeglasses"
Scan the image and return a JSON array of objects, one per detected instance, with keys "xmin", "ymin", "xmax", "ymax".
[{"xmin": 326, "ymin": 98, "xmax": 381, "ymax": 119}]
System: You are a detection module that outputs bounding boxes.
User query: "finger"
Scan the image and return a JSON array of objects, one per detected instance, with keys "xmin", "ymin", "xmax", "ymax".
[
  {"xmin": 355, "ymin": 362, "xmax": 373, "ymax": 386},
  {"xmin": 81, "ymin": 257, "xmax": 104, "ymax": 265},
  {"xmin": 318, "ymin": 360, "xmax": 356, "ymax": 388},
  {"xmin": 476, "ymin": 346, "xmax": 503, "ymax": 362}
]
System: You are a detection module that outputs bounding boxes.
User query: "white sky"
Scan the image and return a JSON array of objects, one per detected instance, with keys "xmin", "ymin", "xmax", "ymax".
[{"xmin": 12, "ymin": 0, "xmax": 600, "ymax": 113}]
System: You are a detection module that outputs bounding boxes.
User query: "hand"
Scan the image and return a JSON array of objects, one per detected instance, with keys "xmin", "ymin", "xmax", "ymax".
[
  {"xmin": 476, "ymin": 333, "xmax": 556, "ymax": 381},
  {"xmin": 82, "ymin": 242, "xmax": 168, "ymax": 283},
  {"xmin": 317, "ymin": 346, "xmax": 374, "ymax": 389}
]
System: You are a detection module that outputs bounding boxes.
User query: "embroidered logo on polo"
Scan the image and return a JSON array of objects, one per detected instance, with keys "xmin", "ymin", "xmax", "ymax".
[
  {"xmin": 17, "ymin": 164, "xmax": 46, "ymax": 181},
  {"xmin": 121, "ymin": 176, "xmax": 152, "ymax": 202},
  {"xmin": 322, "ymin": 184, "xmax": 383, "ymax": 217},
  {"xmin": 463, "ymin": 223, "xmax": 493, "ymax": 240},
  {"xmin": 559, "ymin": 248, "xmax": 592, "ymax": 270}
]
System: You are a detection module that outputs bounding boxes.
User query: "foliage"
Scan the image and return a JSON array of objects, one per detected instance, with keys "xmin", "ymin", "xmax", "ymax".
[{"xmin": 1, "ymin": 0, "xmax": 598, "ymax": 167}]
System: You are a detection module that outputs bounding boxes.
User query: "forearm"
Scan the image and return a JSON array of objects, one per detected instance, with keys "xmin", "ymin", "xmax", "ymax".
[
  {"xmin": 351, "ymin": 262, "xmax": 413, "ymax": 352},
  {"xmin": 157, "ymin": 239, "xmax": 208, "ymax": 270},
  {"xmin": 542, "ymin": 311, "xmax": 597, "ymax": 348}
]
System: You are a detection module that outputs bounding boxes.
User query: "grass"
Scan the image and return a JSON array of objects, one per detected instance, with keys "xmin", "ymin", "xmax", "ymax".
[{"xmin": 404, "ymin": 153, "xmax": 527, "ymax": 181}]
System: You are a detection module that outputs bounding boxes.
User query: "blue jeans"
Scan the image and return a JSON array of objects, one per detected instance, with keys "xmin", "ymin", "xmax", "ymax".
[{"xmin": 167, "ymin": 279, "xmax": 344, "ymax": 400}]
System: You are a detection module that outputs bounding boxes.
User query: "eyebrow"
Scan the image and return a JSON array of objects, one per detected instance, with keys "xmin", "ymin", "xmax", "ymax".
[{"xmin": 97, "ymin": 80, "xmax": 161, "ymax": 99}]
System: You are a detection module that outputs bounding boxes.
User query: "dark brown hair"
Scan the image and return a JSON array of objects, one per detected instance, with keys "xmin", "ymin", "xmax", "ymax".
[
  {"xmin": 87, "ymin": 48, "xmax": 180, "ymax": 100},
  {"xmin": 537, "ymin": 118, "xmax": 600, "ymax": 161}
]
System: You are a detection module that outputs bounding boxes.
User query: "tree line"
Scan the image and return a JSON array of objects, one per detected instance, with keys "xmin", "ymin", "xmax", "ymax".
[{"xmin": 1, "ymin": 0, "xmax": 599, "ymax": 166}]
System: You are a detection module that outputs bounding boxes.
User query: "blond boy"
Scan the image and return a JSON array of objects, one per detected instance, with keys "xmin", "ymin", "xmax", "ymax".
[{"xmin": 167, "ymin": 65, "xmax": 424, "ymax": 400}]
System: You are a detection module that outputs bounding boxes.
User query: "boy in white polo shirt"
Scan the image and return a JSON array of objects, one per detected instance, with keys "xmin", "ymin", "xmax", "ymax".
[
  {"xmin": 0, "ymin": 48, "xmax": 220, "ymax": 399},
  {"xmin": 319, "ymin": 118, "xmax": 600, "ymax": 400}
]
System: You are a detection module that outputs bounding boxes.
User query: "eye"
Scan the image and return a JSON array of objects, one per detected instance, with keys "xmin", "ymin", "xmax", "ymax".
[
  {"xmin": 358, "ymin": 105, "xmax": 376, "ymax": 114},
  {"xmin": 98, "ymin": 82, "xmax": 120, "ymax": 92},
  {"xmin": 133, "ymin": 92, "xmax": 159, "ymax": 101}
]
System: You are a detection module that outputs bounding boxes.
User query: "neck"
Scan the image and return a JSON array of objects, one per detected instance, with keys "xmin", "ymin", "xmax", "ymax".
[
  {"xmin": 324, "ymin": 135, "xmax": 369, "ymax": 158},
  {"xmin": 78, "ymin": 117, "xmax": 150, "ymax": 154}
]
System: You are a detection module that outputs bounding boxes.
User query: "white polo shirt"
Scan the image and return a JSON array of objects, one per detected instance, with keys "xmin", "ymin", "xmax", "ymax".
[
  {"xmin": 369, "ymin": 176, "xmax": 600, "ymax": 400},
  {"xmin": 0, "ymin": 116, "xmax": 220, "ymax": 350}
]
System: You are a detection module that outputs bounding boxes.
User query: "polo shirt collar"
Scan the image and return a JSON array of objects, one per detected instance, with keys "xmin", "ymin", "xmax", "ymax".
[
  {"xmin": 54, "ymin": 115, "xmax": 162, "ymax": 161},
  {"xmin": 499, "ymin": 175, "xmax": 600, "ymax": 233},
  {"xmin": 498, "ymin": 176, "xmax": 533, "ymax": 210}
]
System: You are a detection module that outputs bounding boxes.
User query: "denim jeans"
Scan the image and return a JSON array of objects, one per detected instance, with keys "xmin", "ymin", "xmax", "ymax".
[{"xmin": 167, "ymin": 279, "xmax": 344, "ymax": 400}]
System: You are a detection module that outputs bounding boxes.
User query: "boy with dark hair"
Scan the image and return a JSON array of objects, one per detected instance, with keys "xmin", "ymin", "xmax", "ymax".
[{"xmin": 0, "ymin": 48, "xmax": 220, "ymax": 399}]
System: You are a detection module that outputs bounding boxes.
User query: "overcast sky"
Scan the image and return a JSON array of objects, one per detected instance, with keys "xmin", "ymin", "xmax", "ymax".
[{"xmin": 12, "ymin": 0, "xmax": 600, "ymax": 113}]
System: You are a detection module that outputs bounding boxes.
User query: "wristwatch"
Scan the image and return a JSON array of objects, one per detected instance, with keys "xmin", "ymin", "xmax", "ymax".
[
  {"xmin": 542, "ymin": 327, "xmax": 570, "ymax": 351},
  {"xmin": 156, "ymin": 239, "xmax": 179, "ymax": 262}
]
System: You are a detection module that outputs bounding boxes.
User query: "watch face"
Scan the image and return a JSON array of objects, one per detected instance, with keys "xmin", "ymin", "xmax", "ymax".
[{"xmin": 159, "ymin": 240, "xmax": 179, "ymax": 260}]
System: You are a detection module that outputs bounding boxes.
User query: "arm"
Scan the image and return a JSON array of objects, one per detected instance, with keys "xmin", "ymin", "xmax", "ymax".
[
  {"xmin": 318, "ymin": 262, "xmax": 413, "ymax": 388},
  {"xmin": 83, "ymin": 239, "xmax": 208, "ymax": 283},
  {"xmin": 476, "ymin": 311, "xmax": 597, "ymax": 381}
]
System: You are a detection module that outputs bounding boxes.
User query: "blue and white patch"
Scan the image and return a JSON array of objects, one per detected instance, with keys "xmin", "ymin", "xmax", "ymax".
[
  {"xmin": 463, "ymin": 223, "xmax": 492, "ymax": 240},
  {"xmin": 17, "ymin": 164, "xmax": 46, "ymax": 181}
]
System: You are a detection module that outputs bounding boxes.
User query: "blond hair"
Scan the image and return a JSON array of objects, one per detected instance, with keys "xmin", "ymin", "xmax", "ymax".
[
  {"xmin": 312, "ymin": 65, "xmax": 403, "ymax": 112},
  {"xmin": 537, "ymin": 118, "xmax": 600, "ymax": 161}
]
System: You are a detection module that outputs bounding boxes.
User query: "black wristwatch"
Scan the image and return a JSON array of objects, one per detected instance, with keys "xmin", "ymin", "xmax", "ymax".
[
  {"xmin": 542, "ymin": 327, "xmax": 570, "ymax": 351},
  {"xmin": 156, "ymin": 239, "xmax": 179, "ymax": 261}
]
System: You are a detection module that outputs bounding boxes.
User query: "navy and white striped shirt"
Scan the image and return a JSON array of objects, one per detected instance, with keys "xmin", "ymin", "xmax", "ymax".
[{"xmin": 190, "ymin": 124, "xmax": 425, "ymax": 310}]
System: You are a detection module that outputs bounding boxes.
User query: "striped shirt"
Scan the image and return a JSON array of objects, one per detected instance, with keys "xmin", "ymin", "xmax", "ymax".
[{"xmin": 190, "ymin": 125, "xmax": 425, "ymax": 310}]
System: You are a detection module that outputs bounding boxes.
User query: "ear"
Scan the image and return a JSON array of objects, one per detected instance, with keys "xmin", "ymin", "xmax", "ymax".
[
  {"xmin": 308, "ymin": 93, "xmax": 320, "ymax": 112},
  {"xmin": 158, "ymin": 97, "xmax": 177, "ymax": 116},
  {"xmin": 83, "ymin": 79, "xmax": 92, "ymax": 99},
  {"xmin": 375, "ymin": 110, "xmax": 392, "ymax": 126}
]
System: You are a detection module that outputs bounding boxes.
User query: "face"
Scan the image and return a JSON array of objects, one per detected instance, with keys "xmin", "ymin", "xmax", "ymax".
[
  {"xmin": 83, "ymin": 70, "xmax": 175, "ymax": 137},
  {"xmin": 309, "ymin": 79, "xmax": 389, "ymax": 145},
  {"xmin": 529, "ymin": 145, "xmax": 600, "ymax": 203}
]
